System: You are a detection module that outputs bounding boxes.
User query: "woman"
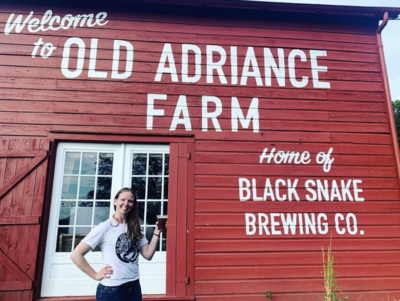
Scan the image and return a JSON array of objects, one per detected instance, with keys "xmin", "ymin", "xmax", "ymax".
[{"xmin": 71, "ymin": 187, "xmax": 164, "ymax": 301}]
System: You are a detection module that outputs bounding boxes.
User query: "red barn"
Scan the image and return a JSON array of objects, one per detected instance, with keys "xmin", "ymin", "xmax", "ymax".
[{"xmin": 1, "ymin": 0, "xmax": 400, "ymax": 300}]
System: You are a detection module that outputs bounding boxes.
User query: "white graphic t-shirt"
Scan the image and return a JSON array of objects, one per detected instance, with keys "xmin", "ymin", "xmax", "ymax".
[{"xmin": 82, "ymin": 219, "xmax": 148, "ymax": 286}]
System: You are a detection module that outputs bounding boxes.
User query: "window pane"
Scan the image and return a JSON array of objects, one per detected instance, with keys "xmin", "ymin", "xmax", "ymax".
[
  {"xmin": 81, "ymin": 152, "xmax": 97, "ymax": 175},
  {"xmin": 148, "ymin": 177, "xmax": 162, "ymax": 199},
  {"xmin": 162, "ymin": 201, "xmax": 168, "ymax": 215},
  {"xmin": 76, "ymin": 201, "xmax": 93, "ymax": 225},
  {"xmin": 97, "ymin": 177, "xmax": 112, "ymax": 200},
  {"xmin": 132, "ymin": 154, "xmax": 147, "ymax": 175},
  {"xmin": 149, "ymin": 154, "xmax": 162, "ymax": 175},
  {"xmin": 162, "ymin": 230, "xmax": 167, "ymax": 251},
  {"xmin": 132, "ymin": 177, "xmax": 146, "ymax": 199},
  {"xmin": 64, "ymin": 152, "xmax": 80, "ymax": 175},
  {"xmin": 145, "ymin": 226, "xmax": 160, "ymax": 250},
  {"xmin": 98, "ymin": 153, "xmax": 113, "ymax": 175},
  {"xmin": 58, "ymin": 201, "xmax": 76, "ymax": 225},
  {"xmin": 163, "ymin": 178, "xmax": 168, "ymax": 200},
  {"xmin": 61, "ymin": 176, "xmax": 78, "ymax": 199},
  {"xmin": 56, "ymin": 227, "xmax": 74, "ymax": 252},
  {"xmin": 94, "ymin": 202, "xmax": 110, "ymax": 225},
  {"xmin": 79, "ymin": 177, "xmax": 95, "ymax": 199},
  {"xmin": 146, "ymin": 201, "xmax": 161, "ymax": 225},
  {"xmin": 164, "ymin": 154, "xmax": 169, "ymax": 175},
  {"xmin": 138, "ymin": 201, "xmax": 145, "ymax": 225},
  {"xmin": 74, "ymin": 227, "xmax": 91, "ymax": 249}
]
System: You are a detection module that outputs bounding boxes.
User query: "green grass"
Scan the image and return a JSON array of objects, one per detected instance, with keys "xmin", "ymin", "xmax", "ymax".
[{"xmin": 322, "ymin": 238, "xmax": 348, "ymax": 301}]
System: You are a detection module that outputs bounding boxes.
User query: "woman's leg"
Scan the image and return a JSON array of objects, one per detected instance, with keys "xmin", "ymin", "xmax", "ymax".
[{"xmin": 128, "ymin": 281, "xmax": 142, "ymax": 301}]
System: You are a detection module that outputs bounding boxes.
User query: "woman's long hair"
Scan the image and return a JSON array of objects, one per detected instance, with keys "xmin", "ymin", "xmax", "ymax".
[{"xmin": 113, "ymin": 187, "xmax": 143, "ymax": 243}]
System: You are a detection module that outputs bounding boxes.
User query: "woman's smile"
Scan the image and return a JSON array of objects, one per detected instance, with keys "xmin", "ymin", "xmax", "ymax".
[{"xmin": 113, "ymin": 191, "xmax": 135, "ymax": 217}]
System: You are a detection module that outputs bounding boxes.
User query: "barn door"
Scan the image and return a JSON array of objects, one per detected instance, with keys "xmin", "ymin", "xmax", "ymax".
[
  {"xmin": 0, "ymin": 138, "xmax": 49, "ymax": 301},
  {"xmin": 41, "ymin": 143, "xmax": 169, "ymax": 297}
]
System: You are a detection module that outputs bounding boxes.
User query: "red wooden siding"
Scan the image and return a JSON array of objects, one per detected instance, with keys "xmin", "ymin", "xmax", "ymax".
[{"xmin": 0, "ymin": 2, "xmax": 400, "ymax": 300}]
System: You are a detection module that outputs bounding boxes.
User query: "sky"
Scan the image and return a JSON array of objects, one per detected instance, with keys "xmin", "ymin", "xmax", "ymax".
[
  {"xmin": 383, "ymin": 19, "xmax": 400, "ymax": 100},
  {"xmin": 251, "ymin": 0, "xmax": 400, "ymax": 100}
]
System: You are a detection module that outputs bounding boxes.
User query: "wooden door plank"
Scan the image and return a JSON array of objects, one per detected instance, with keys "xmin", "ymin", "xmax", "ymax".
[
  {"xmin": 0, "ymin": 216, "xmax": 39, "ymax": 225},
  {"xmin": 10, "ymin": 139, "xmax": 30, "ymax": 220},
  {"xmin": 186, "ymin": 142, "xmax": 195, "ymax": 298},
  {"xmin": 25, "ymin": 225, "xmax": 40, "ymax": 280},
  {"xmin": 0, "ymin": 139, "xmax": 10, "ymax": 188},
  {"xmin": 0, "ymin": 282, "xmax": 31, "ymax": 291},
  {"xmin": 0, "ymin": 249, "xmax": 32, "ymax": 287},
  {"xmin": 166, "ymin": 143, "xmax": 179, "ymax": 296},
  {"xmin": 31, "ymin": 139, "xmax": 49, "ymax": 217},
  {"xmin": 176, "ymin": 143, "xmax": 188, "ymax": 296},
  {"xmin": 0, "ymin": 156, "xmax": 46, "ymax": 199},
  {"xmin": 20, "ymin": 291, "xmax": 32, "ymax": 301},
  {"xmin": 14, "ymin": 226, "xmax": 30, "ymax": 282},
  {"xmin": 0, "ymin": 150, "xmax": 47, "ymax": 158}
]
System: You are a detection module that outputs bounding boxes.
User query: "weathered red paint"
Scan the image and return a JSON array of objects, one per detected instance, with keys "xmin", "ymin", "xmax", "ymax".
[{"xmin": 1, "ymin": 1, "xmax": 400, "ymax": 300}]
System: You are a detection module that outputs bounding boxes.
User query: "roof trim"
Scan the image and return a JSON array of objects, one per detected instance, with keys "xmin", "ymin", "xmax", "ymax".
[{"xmin": 134, "ymin": 0, "xmax": 400, "ymax": 19}]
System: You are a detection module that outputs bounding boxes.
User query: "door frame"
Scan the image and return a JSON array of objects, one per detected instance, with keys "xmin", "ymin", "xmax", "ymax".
[{"xmin": 34, "ymin": 132, "xmax": 195, "ymax": 300}]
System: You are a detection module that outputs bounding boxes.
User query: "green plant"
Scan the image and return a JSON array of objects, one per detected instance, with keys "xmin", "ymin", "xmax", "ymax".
[
  {"xmin": 392, "ymin": 99, "xmax": 400, "ymax": 147},
  {"xmin": 266, "ymin": 290, "xmax": 272, "ymax": 300},
  {"xmin": 322, "ymin": 238, "xmax": 348, "ymax": 301}
]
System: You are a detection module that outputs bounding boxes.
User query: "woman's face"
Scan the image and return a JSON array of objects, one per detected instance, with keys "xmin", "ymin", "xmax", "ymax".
[{"xmin": 113, "ymin": 191, "xmax": 135, "ymax": 216}]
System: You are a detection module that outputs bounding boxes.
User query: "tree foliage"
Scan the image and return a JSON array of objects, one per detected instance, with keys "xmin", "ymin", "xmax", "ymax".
[{"xmin": 392, "ymin": 100, "xmax": 400, "ymax": 145}]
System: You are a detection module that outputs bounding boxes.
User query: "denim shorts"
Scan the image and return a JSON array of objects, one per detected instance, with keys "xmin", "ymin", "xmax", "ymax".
[{"xmin": 96, "ymin": 280, "xmax": 142, "ymax": 301}]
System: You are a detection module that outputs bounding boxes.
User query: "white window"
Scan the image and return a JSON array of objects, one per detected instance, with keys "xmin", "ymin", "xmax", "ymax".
[{"xmin": 42, "ymin": 143, "xmax": 169, "ymax": 297}]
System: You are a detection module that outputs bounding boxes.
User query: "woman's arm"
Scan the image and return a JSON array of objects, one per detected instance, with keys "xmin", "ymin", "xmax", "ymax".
[
  {"xmin": 139, "ymin": 222, "xmax": 163, "ymax": 260},
  {"xmin": 71, "ymin": 242, "xmax": 113, "ymax": 280}
]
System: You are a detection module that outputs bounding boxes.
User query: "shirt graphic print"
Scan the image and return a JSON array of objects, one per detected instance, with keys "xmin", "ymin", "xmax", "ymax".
[{"xmin": 115, "ymin": 233, "xmax": 139, "ymax": 263}]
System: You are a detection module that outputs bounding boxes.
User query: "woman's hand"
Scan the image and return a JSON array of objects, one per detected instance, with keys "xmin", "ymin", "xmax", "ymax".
[
  {"xmin": 95, "ymin": 265, "xmax": 113, "ymax": 280},
  {"xmin": 155, "ymin": 222, "xmax": 162, "ymax": 235},
  {"xmin": 155, "ymin": 221, "xmax": 168, "ymax": 233}
]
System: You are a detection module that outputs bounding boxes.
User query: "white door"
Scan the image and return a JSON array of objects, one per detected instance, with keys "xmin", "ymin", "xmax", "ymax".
[
  {"xmin": 125, "ymin": 145, "xmax": 169, "ymax": 294},
  {"xmin": 41, "ymin": 143, "xmax": 169, "ymax": 297}
]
